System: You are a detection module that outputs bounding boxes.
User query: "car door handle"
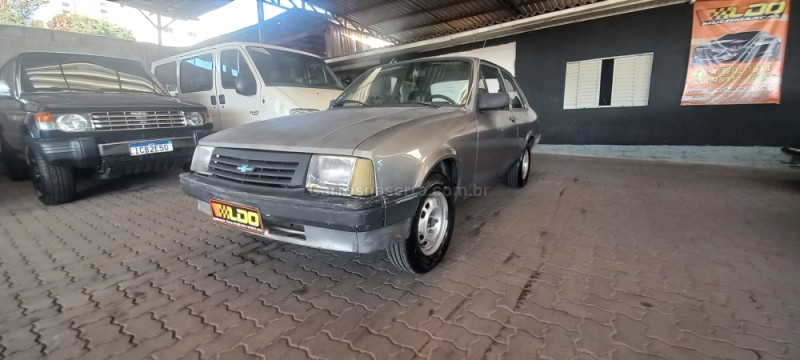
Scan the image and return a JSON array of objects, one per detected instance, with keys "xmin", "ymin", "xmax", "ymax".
[
  {"xmin": 210, "ymin": 95, "xmax": 217, "ymax": 106},
  {"xmin": 219, "ymin": 95, "xmax": 226, "ymax": 105},
  {"xmin": 509, "ymin": 115, "xmax": 516, "ymax": 123}
]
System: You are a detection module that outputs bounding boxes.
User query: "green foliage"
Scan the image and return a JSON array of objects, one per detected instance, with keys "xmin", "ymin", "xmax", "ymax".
[
  {"xmin": 47, "ymin": 13, "xmax": 135, "ymax": 41},
  {"xmin": 0, "ymin": 0, "xmax": 49, "ymax": 26}
]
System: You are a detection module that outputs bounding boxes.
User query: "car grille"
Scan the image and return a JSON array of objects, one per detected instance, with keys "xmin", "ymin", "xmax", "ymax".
[
  {"xmin": 208, "ymin": 148, "xmax": 310, "ymax": 187},
  {"xmin": 90, "ymin": 110, "xmax": 187, "ymax": 131}
]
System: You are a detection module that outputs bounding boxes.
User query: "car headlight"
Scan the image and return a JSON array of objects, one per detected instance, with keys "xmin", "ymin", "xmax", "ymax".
[
  {"xmin": 306, "ymin": 155, "xmax": 375, "ymax": 196},
  {"xmin": 190, "ymin": 145, "xmax": 215, "ymax": 175},
  {"xmin": 290, "ymin": 108, "xmax": 318, "ymax": 115},
  {"xmin": 35, "ymin": 113, "xmax": 91, "ymax": 132},
  {"xmin": 186, "ymin": 111, "xmax": 208, "ymax": 126}
]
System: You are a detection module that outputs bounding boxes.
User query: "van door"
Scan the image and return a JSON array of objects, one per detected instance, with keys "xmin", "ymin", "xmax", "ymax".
[
  {"xmin": 216, "ymin": 46, "xmax": 261, "ymax": 129},
  {"xmin": 177, "ymin": 52, "xmax": 221, "ymax": 129}
]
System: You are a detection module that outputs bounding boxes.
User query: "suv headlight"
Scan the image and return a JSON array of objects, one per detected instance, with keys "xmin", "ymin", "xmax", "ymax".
[
  {"xmin": 35, "ymin": 112, "xmax": 91, "ymax": 132},
  {"xmin": 186, "ymin": 111, "xmax": 208, "ymax": 126},
  {"xmin": 306, "ymin": 155, "xmax": 375, "ymax": 196},
  {"xmin": 290, "ymin": 108, "xmax": 318, "ymax": 115},
  {"xmin": 190, "ymin": 145, "xmax": 215, "ymax": 175}
]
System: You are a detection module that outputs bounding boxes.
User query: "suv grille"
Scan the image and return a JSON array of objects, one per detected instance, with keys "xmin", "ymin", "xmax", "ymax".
[
  {"xmin": 90, "ymin": 110, "xmax": 187, "ymax": 131},
  {"xmin": 208, "ymin": 148, "xmax": 310, "ymax": 187}
]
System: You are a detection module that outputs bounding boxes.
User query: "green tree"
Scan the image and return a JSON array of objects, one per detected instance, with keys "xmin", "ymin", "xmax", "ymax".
[
  {"xmin": 0, "ymin": 0, "xmax": 49, "ymax": 26},
  {"xmin": 47, "ymin": 13, "xmax": 135, "ymax": 41}
]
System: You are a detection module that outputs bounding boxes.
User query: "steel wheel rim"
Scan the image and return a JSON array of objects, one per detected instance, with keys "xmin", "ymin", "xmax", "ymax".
[
  {"xmin": 521, "ymin": 149, "xmax": 530, "ymax": 180},
  {"xmin": 416, "ymin": 190, "xmax": 448, "ymax": 256}
]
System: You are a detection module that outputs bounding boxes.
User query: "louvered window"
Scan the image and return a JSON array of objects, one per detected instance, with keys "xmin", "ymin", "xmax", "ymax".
[{"xmin": 563, "ymin": 53, "xmax": 653, "ymax": 109}]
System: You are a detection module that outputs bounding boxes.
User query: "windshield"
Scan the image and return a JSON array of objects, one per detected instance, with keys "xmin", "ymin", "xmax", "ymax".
[
  {"xmin": 333, "ymin": 59, "xmax": 472, "ymax": 108},
  {"xmin": 18, "ymin": 53, "xmax": 165, "ymax": 94},
  {"xmin": 246, "ymin": 46, "xmax": 342, "ymax": 89}
]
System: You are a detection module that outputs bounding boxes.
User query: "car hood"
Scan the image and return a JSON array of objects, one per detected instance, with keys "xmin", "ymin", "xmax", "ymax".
[
  {"xmin": 24, "ymin": 92, "xmax": 204, "ymax": 111},
  {"xmin": 200, "ymin": 106, "xmax": 461, "ymax": 156},
  {"xmin": 275, "ymin": 86, "xmax": 342, "ymax": 111}
]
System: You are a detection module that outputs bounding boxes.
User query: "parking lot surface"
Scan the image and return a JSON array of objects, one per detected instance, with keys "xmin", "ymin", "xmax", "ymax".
[{"xmin": 1, "ymin": 154, "xmax": 799, "ymax": 360}]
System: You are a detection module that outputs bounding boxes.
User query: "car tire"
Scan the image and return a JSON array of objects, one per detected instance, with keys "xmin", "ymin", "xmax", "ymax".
[
  {"xmin": 1, "ymin": 142, "xmax": 30, "ymax": 181},
  {"xmin": 28, "ymin": 149, "xmax": 76, "ymax": 205},
  {"xmin": 505, "ymin": 145, "xmax": 531, "ymax": 189},
  {"xmin": 386, "ymin": 173, "xmax": 455, "ymax": 274}
]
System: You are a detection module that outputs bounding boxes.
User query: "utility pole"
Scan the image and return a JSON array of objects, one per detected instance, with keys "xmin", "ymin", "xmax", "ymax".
[{"xmin": 257, "ymin": 0, "xmax": 265, "ymax": 43}]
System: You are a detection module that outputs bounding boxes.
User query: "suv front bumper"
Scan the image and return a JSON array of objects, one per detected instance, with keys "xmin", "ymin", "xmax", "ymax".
[
  {"xmin": 31, "ymin": 128, "xmax": 213, "ymax": 175},
  {"xmin": 180, "ymin": 172, "xmax": 421, "ymax": 253}
]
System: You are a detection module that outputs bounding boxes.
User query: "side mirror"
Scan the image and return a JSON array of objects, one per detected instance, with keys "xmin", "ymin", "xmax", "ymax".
[
  {"xmin": 165, "ymin": 84, "xmax": 178, "ymax": 97},
  {"xmin": 339, "ymin": 75, "xmax": 352, "ymax": 86},
  {"xmin": 0, "ymin": 81, "xmax": 12, "ymax": 98},
  {"xmin": 477, "ymin": 93, "xmax": 510, "ymax": 111},
  {"xmin": 235, "ymin": 73, "xmax": 258, "ymax": 96}
]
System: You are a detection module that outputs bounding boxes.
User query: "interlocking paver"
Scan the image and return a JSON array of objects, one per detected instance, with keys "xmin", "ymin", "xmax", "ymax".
[{"xmin": 1, "ymin": 154, "xmax": 799, "ymax": 359}]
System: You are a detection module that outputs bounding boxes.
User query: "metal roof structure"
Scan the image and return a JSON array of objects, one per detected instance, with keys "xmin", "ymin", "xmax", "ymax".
[
  {"xmin": 107, "ymin": 0, "xmax": 233, "ymax": 20},
  {"xmin": 305, "ymin": 0, "xmax": 603, "ymax": 43}
]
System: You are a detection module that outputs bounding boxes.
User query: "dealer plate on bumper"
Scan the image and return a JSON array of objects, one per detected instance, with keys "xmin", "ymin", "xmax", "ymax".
[
  {"xmin": 129, "ymin": 140, "xmax": 173, "ymax": 156},
  {"xmin": 209, "ymin": 199, "xmax": 265, "ymax": 235}
]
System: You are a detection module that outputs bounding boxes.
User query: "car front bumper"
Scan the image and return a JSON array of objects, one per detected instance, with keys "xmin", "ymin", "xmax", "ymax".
[
  {"xmin": 180, "ymin": 172, "xmax": 421, "ymax": 253},
  {"xmin": 30, "ymin": 128, "xmax": 213, "ymax": 175}
]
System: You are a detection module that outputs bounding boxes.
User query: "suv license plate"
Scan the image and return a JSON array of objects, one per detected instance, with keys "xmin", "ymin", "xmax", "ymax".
[
  {"xmin": 209, "ymin": 199, "xmax": 265, "ymax": 235},
  {"xmin": 129, "ymin": 140, "xmax": 173, "ymax": 156}
]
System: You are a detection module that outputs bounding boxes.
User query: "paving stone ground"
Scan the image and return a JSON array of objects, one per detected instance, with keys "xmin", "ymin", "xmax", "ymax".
[{"xmin": 1, "ymin": 153, "xmax": 799, "ymax": 360}]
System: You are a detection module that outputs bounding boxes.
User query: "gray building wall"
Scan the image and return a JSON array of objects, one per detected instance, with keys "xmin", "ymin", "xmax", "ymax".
[{"xmin": 0, "ymin": 25, "xmax": 182, "ymax": 68}]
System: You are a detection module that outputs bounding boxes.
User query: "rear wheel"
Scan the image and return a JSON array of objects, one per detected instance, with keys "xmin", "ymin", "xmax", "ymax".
[
  {"xmin": 1, "ymin": 142, "xmax": 30, "ymax": 181},
  {"xmin": 28, "ymin": 149, "xmax": 76, "ymax": 205},
  {"xmin": 505, "ymin": 145, "xmax": 531, "ymax": 188},
  {"xmin": 386, "ymin": 173, "xmax": 455, "ymax": 274}
]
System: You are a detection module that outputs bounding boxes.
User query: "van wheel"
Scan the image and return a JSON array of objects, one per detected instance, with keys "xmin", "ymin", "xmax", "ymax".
[
  {"xmin": 386, "ymin": 173, "xmax": 454, "ymax": 274},
  {"xmin": 1, "ymin": 142, "xmax": 30, "ymax": 181},
  {"xmin": 29, "ymin": 149, "xmax": 76, "ymax": 205},
  {"xmin": 505, "ymin": 146, "xmax": 531, "ymax": 188}
]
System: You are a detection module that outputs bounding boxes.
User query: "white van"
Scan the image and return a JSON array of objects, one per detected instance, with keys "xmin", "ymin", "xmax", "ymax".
[{"xmin": 152, "ymin": 42, "xmax": 343, "ymax": 130}]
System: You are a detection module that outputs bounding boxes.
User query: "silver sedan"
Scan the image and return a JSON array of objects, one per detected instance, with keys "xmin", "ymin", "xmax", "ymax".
[{"xmin": 181, "ymin": 57, "xmax": 541, "ymax": 274}]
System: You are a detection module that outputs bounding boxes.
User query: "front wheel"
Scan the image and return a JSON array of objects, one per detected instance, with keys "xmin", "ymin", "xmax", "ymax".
[
  {"xmin": 505, "ymin": 146, "xmax": 531, "ymax": 188},
  {"xmin": 29, "ymin": 149, "xmax": 76, "ymax": 205},
  {"xmin": 386, "ymin": 173, "xmax": 455, "ymax": 274}
]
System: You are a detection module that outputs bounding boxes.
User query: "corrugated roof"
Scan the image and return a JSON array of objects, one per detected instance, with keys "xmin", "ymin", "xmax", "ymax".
[
  {"xmin": 107, "ymin": 0, "xmax": 232, "ymax": 20},
  {"xmin": 306, "ymin": 0, "xmax": 601, "ymax": 43}
]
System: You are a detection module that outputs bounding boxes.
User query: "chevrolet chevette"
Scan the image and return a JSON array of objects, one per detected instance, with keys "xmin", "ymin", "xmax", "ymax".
[{"xmin": 180, "ymin": 57, "xmax": 540, "ymax": 273}]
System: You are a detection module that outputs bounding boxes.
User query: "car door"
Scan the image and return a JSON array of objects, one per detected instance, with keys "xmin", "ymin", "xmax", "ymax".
[
  {"xmin": 500, "ymin": 69, "xmax": 531, "ymax": 150},
  {"xmin": 0, "ymin": 59, "xmax": 27, "ymax": 152},
  {"xmin": 474, "ymin": 63, "xmax": 518, "ymax": 184},
  {"xmin": 216, "ymin": 46, "xmax": 262, "ymax": 129},
  {"xmin": 177, "ymin": 51, "xmax": 222, "ymax": 129}
]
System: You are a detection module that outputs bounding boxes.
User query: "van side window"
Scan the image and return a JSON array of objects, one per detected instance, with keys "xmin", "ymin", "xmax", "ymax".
[
  {"xmin": 500, "ymin": 71, "xmax": 525, "ymax": 109},
  {"xmin": 179, "ymin": 54, "xmax": 213, "ymax": 93},
  {"xmin": 154, "ymin": 62, "xmax": 177, "ymax": 88},
  {"xmin": 220, "ymin": 49, "xmax": 255, "ymax": 91}
]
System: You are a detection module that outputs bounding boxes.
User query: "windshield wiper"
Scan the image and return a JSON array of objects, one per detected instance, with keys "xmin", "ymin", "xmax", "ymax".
[
  {"xmin": 411, "ymin": 101, "xmax": 442, "ymax": 109},
  {"xmin": 331, "ymin": 99, "xmax": 370, "ymax": 108}
]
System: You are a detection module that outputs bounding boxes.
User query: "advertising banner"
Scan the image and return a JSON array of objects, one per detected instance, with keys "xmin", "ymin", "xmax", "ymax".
[{"xmin": 681, "ymin": 0, "xmax": 791, "ymax": 105}]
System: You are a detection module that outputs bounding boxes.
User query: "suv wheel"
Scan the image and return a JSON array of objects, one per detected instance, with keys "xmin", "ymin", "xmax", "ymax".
[
  {"xmin": 1, "ymin": 142, "xmax": 30, "ymax": 181},
  {"xmin": 386, "ymin": 173, "xmax": 455, "ymax": 274},
  {"xmin": 29, "ymin": 149, "xmax": 76, "ymax": 205},
  {"xmin": 505, "ymin": 145, "xmax": 531, "ymax": 188}
]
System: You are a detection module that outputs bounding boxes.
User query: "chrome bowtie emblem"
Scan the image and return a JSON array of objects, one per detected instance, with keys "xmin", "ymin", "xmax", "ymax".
[{"xmin": 237, "ymin": 164, "xmax": 255, "ymax": 173}]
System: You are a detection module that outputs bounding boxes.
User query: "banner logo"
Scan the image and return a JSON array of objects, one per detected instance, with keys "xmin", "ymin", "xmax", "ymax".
[{"xmin": 701, "ymin": 1, "xmax": 787, "ymax": 24}]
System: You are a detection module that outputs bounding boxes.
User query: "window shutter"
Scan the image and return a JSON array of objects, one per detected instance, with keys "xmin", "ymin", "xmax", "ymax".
[
  {"xmin": 611, "ymin": 53, "xmax": 653, "ymax": 107},
  {"xmin": 563, "ymin": 62, "xmax": 580, "ymax": 109},
  {"xmin": 576, "ymin": 60, "xmax": 601, "ymax": 108}
]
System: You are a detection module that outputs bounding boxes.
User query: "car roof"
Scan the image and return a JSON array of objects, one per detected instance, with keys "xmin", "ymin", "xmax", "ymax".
[
  {"xmin": 15, "ymin": 51, "xmax": 142, "ymax": 62},
  {"xmin": 155, "ymin": 42, "xmax": 323, "ymax": 63},
  {"xmin": 374, "ymin": 56, "xmax": 515, "ymax": 76}
]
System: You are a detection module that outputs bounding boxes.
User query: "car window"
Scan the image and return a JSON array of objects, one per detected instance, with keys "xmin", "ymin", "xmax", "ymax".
[
  {"xmin": 500, "ymin": 71, "xmax": 525, "ymax": 109},
  {"xmin": 245, "ymin": 46, "xmax": 342, "ymax": 89},
  {"xmin": 154, "ymin": 62, "xmax": 177, "ymax": 88},
  {"xmin": 479, "ymin": 65, "xmax": 506, "ymax": 95},
  {"xmin": 220, "ymin": 49, "xmax": 256, "ymax": 91},
  {"xmin": 180, "ymin": 53, "xmax": 214, "ymax": 93},
  {"xmin": 334, "ymin": 59, "xmax": 472, "ymax": 107}
]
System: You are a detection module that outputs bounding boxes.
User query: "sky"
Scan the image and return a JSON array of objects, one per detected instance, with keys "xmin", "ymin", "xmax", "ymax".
[{"xmin": 33, "ymin": 0, "xmax": 286, "ymax": 47}]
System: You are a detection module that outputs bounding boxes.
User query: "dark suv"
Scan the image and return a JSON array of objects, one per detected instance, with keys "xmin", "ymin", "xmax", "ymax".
[{"xmin": 0, "ymin": 52, "xmax": 213, "ymax": 205}]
